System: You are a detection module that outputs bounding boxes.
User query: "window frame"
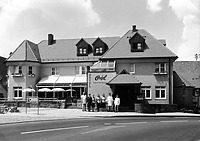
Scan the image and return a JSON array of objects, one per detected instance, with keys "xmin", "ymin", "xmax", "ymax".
[
  {"xmin": 141, "ymin": 87, "xmax": 151, "ymax": 99},
  {"xmin": 130, "ymin": 64, "xmax": 135, "ymax": 74},
  {"xmin": 154, "ymin": 63, "xmax": 167, "ymax": 74},
  {"xmin": 28, "ymin": 66, "xmax": 32, "ymax": 75},
  {"xmin": 75, "ymin": 66, "xmax": 87, "ymax": 75},
  {"xmin": 155, "ymin": 86, "xmax": 166, "ymax": 99},
  {"xmin": 13, "ymin": 87, "xmax": 22, "ymax": 98},
  {"xmin": 131, "ymin": 42, "xmax": 143, "ymax": 52},
  {"xmin": 52, "ymin": 67, "xmax": 59, "ymax": 75},
  {"xmin": 78, "ymin": 47, "xmax": 87, "ymax": 55}
]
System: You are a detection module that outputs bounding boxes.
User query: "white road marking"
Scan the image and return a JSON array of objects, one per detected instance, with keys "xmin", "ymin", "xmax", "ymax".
[
  {"xmin": 160, "ymin": 120, "xmax": 189, "ymax": 123},
  {"xmin": 115, "ymin": 122, "xmax": 147, "ymax": 125},
  {"xmin": 21, "ymin": 126, "xmax": 89, "ymax": 135},
  {"xmin": 104, "ymin": 123, "xmax": 112, "ymax": 126},
  {"xmin": 81, "ymin": 125, "xmax": 125, "ymax": 134}
]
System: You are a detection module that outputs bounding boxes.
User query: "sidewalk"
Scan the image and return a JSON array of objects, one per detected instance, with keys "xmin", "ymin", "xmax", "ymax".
[{"xmin": 0, "ymin": 107, "xmax": 200, "ymax": 125}]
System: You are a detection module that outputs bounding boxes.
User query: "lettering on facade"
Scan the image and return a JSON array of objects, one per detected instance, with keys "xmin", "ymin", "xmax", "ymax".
[{"xmin": 95, "ymin": 75, "xmax": 107, "ymax": 81}]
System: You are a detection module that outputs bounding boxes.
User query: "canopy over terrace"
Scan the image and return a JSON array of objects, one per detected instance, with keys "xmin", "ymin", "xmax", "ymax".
[{"xmin": 36, "ymin": 75, "xmax": 87, "ymax": 99}]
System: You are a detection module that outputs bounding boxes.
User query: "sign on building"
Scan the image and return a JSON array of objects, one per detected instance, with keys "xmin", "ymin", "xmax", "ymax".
[{"xmin": 88, "ymin": 72, "xmax": 116, "ymax": 97}]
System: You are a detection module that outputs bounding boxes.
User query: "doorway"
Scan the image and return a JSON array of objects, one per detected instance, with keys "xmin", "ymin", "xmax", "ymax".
[{"xmin": 113, "ymin": 84, "xmax": 140, "ymax": 111}]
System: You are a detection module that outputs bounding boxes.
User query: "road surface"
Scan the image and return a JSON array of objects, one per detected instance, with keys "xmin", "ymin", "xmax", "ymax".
[{"xmin": 0, "ymin": 117, "xmax": 200, "ymax": 141}]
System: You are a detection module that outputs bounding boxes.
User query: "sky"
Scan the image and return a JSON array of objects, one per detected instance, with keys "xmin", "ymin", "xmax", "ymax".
[{"xmin": 0, "ymin": 0, "xmax": 199, "ymax": 61}]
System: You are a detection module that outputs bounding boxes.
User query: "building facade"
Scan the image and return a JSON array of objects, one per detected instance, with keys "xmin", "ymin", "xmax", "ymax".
[
  {"xmin": 6, "ymin": 35, "xmax": 119, "ymax": 101},
  {"xmin": 88, "ymin": 25, "xmax": 177, "ymax": 109},
  {"xmin": 6, "ymin": 25, "xmax": 178, "ymax": 110}
]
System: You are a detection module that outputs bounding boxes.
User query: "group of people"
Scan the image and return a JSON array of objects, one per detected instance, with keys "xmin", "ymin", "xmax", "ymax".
[{"xmin": 81, "ymin": 93, "xmax": 120, "ymax": 112}]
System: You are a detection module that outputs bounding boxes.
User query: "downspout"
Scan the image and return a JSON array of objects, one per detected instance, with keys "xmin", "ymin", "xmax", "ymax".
[{"xmin": 168, "ymin": 59, "xmax": 172, "ymax": 105}]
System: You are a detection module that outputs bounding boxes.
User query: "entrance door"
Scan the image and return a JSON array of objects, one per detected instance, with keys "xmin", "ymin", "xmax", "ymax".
[{"xmin": 114, "ymin": 84, "xmax": 139, "ymax": 111}]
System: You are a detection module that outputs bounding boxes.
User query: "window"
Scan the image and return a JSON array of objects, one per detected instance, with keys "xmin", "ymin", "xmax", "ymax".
[
  {"xmin": 13, "ymin": 66, "xmax": 23, "ymax": 76},
  {"xmin": 13, "ymin": 87, "xmax": 22, "ymax": 98},
  {"xmin": 155, "ymin": 63, "xmax": 167, "ymax": 74},
  {"xmin": 90, "ymin": 61, "xmax": 116, "ymax": 71},
  {"xmin": 137, "ymin": 43, "xmax": 142, "ymax": 50},
  {"xmin": 95, "ymin": 47, "xmax": 103, "ymax": 54},
  {"xmin": 131, "ymin": 42, "xmax": 143, "ymax": 51},
  {"xmin": 82, "ymin": 66, "xmax": 86, "ymax": 74},
  {"xmin": 130, "ymin": 64, "xmax": 135, "ymax": 74},
  {"xmin": 18, "ymin": 66, "xmax": 22, "ymax": 74},
  {"xmin": 52, "ymin": 67, "xmax": 59, "ymax": 75},
  {"xmin": 155, "ymin": 87, "xmax": 166, "ymax": 99},
  {"xmin": 141, "ymin": 87, "xmax": 151, "ymax": 99},
  {"xmin": 14, "ymin": 66, "xmax": 22, "ymax": 74},
  {"xmin": 28, "ymin": 66, "xmax": 32, "ymax": 75},
  {"xmin": 79, "ymin": 48, "xmax": 87, "ymax": 55},
  {"xmin": 76, "ymin": 66, "xmax": 87, "ymax": 75}
]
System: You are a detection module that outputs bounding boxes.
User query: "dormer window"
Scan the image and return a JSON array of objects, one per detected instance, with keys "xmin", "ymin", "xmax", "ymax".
[
  {"xmin": 92, "ymin": 37, "xmax": 108, "ymax": 56},
  {"xmin": 129, "ymin": 33, "xmax": 145, "ymax": 52},
  {"xmin": 76, "ymin": 38, "xmax": 92, "ymax": 56}
]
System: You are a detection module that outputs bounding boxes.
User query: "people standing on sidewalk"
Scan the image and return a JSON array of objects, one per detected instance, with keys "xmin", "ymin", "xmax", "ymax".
[
  {"xmin": 106, "ymin": 93, "xmax": 114, "ymax": 112},
  {"xmin": 91, "ymin": 95, "xmax": 96, "ymax": 112},
  {"xmin": 87, "ymin": 94, "xmax": 92, "ymax": 112},
  {"xmin": 114, "ymin": 95, "xmax": 120, "ymax": 112},
  {"xmin": 101, "ymin": 94, "xmax": 106, "ymax": 111},
  {"xmin": 96, "ymin": 94, "xmax": 101, "ymax": 112},
  {"xmin": 81, "ymin": 93, "xmax": 87, "ymax": 111}
]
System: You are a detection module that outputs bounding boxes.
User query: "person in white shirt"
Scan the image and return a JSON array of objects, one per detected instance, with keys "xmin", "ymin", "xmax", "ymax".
[
  {"xmin": 106, "ymin": 93, "xmax": 114, "ymax": 112},
  {"xmin": 81, "ymin": 93, "xmax": 87, "ymax": 111},
  {"xmin": 114, "ymin": 95, "xmax": 120, "ymax": 112}
]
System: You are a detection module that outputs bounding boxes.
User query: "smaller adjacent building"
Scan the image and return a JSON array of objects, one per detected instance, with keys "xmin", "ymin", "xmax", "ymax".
[{"xmin": 173, "ymin": 61, "xmax": 200, "ymax": 109}]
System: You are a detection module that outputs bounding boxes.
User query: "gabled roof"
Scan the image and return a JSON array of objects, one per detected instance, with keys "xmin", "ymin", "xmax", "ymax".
[
  {"xmin": 107, "ymin": 69, "xmax": 141, "ymax": 85},
  {"xmin": 101, "ymin": 29, "xmax": 177, "ymax": 59},
  {"xmin": 92, "ymin": 37, "xmax": 106, "ymax": 46},
  {"xmin": 173, "ymin": 61, "xmax": 200, "ymax": 88},
  {"xmin": 38, "ymin": 37, "xmax": 120, "ymax": 63},
  {"xmin": 6, "ymin": 40, "xmax": 40, "ymax": 62}
]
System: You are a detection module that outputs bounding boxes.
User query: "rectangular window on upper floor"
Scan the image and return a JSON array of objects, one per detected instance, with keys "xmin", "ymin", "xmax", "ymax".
[
  {"xmin": 76, "ymin": 66, "xmax": 87, "ymax": 75},
  {"xmin": 28, "ymin": 66, "xmax": 32, "ymax": 75},
  {"xmin": 129, "ymin": 64, "xmax": 135, "ymax": 74},
  {"xmin": 52, "ymin": 67, "xmax": 59, "ymax": 75},
  {"xmin": 131, "ymin": 42, "xmax": 143, "ymax": 52},
  {"xmin": 154, "ymin": 63, "xmax": 167, "ymax": 74},
  {"xmin": 78, "ymin": 48, "xmax": 87, "ymax": 56},
  {"xmin": 95, "ymin": 47, "xmax": 103, "ymax": 54},
  {"xmin": 13, "ymin": 66, "xmax": 23, "ymax": 76}
]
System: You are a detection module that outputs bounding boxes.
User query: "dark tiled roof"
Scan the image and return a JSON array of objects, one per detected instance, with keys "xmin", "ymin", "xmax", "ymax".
[
  {"xmin": 6, "ymin": 37, "xmax": 120, "ymax": 63},
  {"xmin": 6, "ymin": 40, "xmax": 40, "ymax": 62},
  {"xmin": 38, "ymin": 37, "xmax": 120, "ymax": 63},
  {"xmin": 102, "ymin": 29, "xmax": 177, "ymax": 59},
  {"xmin": 173, "ymin": 61, "xmax": 200, "ymax": 88}
]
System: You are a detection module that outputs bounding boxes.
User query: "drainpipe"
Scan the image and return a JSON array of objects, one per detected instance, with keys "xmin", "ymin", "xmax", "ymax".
[{"xmin": 168, "ymin": 59, "xmax": 172, "ymax": 105}]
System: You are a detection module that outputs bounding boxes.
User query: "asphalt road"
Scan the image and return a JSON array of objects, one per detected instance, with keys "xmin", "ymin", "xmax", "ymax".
[{"xmin": 0, "ymin": 117, "xmax": 200, "ymax": 141}]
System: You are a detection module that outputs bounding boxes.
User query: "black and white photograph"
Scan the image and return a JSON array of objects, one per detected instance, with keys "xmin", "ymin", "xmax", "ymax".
[{"xmin": 0, "ymin": 0, "xmax": 200, "ymax": 140}]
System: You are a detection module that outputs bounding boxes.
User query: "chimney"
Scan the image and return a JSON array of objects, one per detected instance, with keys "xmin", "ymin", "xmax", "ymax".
[
  {"xmin": 48, "ymin": 34, "xmax": 54, "ymax": 45},
  {"xmin": 132, "ymin": 25, "xmax": 137, "ymax": 32}
]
